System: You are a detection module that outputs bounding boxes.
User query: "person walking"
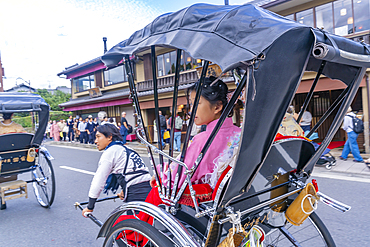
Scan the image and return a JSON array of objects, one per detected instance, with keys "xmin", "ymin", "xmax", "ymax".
[
  {"xmin": 120, "ymin": 112, "xmax": 129, "ymax": 144},
  {"xmin": 67, "ymin": 115, "xmax": 74, "ymax": 142},
  {"xmin": 78, "ymin": 118, "xmax": 88, "ymax": 144},
  {"xmin": 340, "ymin": 106, "xmax": 364, "ymax": 162}
]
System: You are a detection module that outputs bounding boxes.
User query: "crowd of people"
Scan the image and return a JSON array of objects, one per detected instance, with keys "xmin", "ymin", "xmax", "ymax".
[{"xmin": 46, "ymin": 113, "xmax": 132, "ymax": 145}]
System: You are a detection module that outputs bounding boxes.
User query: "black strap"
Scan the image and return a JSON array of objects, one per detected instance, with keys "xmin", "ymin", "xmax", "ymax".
[{"xmin": 127, "ymin": 171, "xmax": 150, "ymax": 183}]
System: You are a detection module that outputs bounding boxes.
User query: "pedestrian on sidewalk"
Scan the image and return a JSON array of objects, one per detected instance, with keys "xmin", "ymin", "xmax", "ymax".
[
  {"xmin": 50, "ymin": 120, "xmax": 61, "ymax": 141},
  {"xmin": 86, "ymin": 118, "xmax": 95, "ymax": 144},
  {"xmin": 299, "ymin": 106, "xmax": 312, "ymax": 132},
  {"xmin": 120, "ymin": 112, "xmax": 129, "ymax": 144},
  {"xmin": 82, "ymin": 124, "xmax": 151, "ymax": 217},
  {"xmin": 74, "ymin": 118, "xmax": 80, "ymax": 142},
  {"xmin": 340, "ymin": 106, "xmax": 364, "ymax": 162},
  {"xmin": 67, "ymin": 115, "xmax": 74, "ymax": 142},
  {"xmin": 92, "ymin": 117, "xmax": 99, "ymax": 143},
  {"xmin": 174, "ymin": 112, "xmax": 183, "ymax": 151},
  {"xmin": 159, "ymin": 111, "xmax": 166, "ymax": 147},
  {"xmin": 62, "ymin": 120, "xmax": 68, "ymax": 142},
  {"xmin": 57, "ymin": 119, "xmax": 66, "ymax": 141},
  {"xmin": 78, "ymin": 118, "xmax": 88, "ymax": 144}
]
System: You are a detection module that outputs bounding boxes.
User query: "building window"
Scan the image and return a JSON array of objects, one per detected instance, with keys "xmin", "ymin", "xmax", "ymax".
[
  {"xmin": 334, "ymin": 0, "xmax": 354, "ymax": 35},
  {"xmin": 157, "ymin": 50, "xmax": 203, "ymax": 76},
  {"xmin": 354, "ymin": 0, "xmax": 370, "ymax": 32},
  {"xmin": 296, "ymin": 9, "xmax": 314, "ymax": 27},
  {"xmin": 104, "ymin": 65, "xmax": 127, "ymax": 86},
  {"xmin": 316, "ymin": 2, "xmax": 334, "ymax": 33},
  {"xmin": 73, "ymin": 74, "xmax": 95, "ymax": 93}
]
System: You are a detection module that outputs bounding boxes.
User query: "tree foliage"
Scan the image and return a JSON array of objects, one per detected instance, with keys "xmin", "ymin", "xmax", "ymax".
[{"xmin": 35, "ymin": 89, "xmax": 71, "ymax": 111}]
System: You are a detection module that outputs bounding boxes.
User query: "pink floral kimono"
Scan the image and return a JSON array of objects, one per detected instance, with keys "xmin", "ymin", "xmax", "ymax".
[{"xmin": 162, "ymin": 117, "xmax": 241, "ymax": 189}]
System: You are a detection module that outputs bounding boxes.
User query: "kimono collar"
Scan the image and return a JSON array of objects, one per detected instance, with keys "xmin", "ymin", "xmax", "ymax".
[
  {"xmin": 206, "ymin": 117, "xmax": 234, "ymax": 133},
  {"xmin": 105, "ymin": 141, "xmax": 125, "ymax": 150}
]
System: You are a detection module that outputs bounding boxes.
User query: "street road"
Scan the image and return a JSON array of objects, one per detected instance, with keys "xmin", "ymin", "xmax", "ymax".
[{"xmin": 0, "ymin": 145, "xmax": 369, "ymax": 246}]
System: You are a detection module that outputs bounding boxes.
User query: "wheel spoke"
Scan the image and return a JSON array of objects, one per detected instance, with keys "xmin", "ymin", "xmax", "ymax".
[
  {"xmin": 262, "ymin": 212, "xmax": 333, "ymax": 247},
  {"xmin": 32, "ymin": 152, "xmax": 55, "ymax": 208}
]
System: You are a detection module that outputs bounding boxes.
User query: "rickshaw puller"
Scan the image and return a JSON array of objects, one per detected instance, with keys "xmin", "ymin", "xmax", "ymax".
[{"xmin": 82, "ymin": 124, "xmax": 151, "ymax": 217}]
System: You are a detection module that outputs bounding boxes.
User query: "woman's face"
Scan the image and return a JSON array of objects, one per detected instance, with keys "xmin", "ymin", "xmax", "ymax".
[
  {"xmin": 190, "ymin": 91, "xmax": 222, "ymax": 126},
  {"xmin": 95, "ymin": 131, "xmax": 112, "ymax": 151}
]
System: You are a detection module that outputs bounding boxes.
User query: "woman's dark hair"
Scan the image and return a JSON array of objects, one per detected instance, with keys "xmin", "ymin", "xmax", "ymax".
[
  {"xmin": 2, "ymin": 113, "xmax": 13, "ymax": 120},
  {"xmin": 187, "ymin": 76, "xmax": 231, "ymax": 116},
  {"xmin": 97, "ymin": 124, "xmax": 123, "ymax": 142}
]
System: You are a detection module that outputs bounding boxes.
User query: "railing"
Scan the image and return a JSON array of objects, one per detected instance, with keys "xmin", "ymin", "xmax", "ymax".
[
  {"xmin": 346, "ymin": 30, "xmax": 370, "ymax": 44},
  {"xmin": 136, "ymin": 70, "xmax": 199, "ymax": 92}
]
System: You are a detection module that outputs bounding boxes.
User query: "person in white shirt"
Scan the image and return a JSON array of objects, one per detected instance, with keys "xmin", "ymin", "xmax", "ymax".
[
  {"xmin": 82, "ymin": 124, "xmax": 151, "ymax": 217},
  {"xmin": 340, "ymin": 106, "xmax": 363, "ymax": 162},
  {"xmin": 78, "ymin": 118, "xmax": 88, "ymax": 144},
  {"xmin": 299, "ymin": 106, "xmax": 312, "ymax": 132}
]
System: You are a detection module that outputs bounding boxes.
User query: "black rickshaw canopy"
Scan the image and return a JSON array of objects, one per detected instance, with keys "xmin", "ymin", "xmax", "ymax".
[
  {"xmin": 0, "ymin": 92, "xmax": 49, "ymax": 146},
  {"xmin": 101, "ymin": 3, "xmax": 370, "ymax": 206}
]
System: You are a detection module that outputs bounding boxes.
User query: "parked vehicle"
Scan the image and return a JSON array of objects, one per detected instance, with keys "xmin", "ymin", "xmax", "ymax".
[{"xmin": 0, "ymin": 92, "xmax": 55, "ymax": 210}]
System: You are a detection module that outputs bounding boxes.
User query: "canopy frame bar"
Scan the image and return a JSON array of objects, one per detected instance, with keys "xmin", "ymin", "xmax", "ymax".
[
  {"xmin": 297, "ymin": 61, "xmax": 326, "ymax": 123},
  {"xmin": 306, "ymin": 86, "xmax": 349, "ymax": 139},
  {"xmin": 171, "ymin": 61, "xmax": 209, "ymax": 202},
  {"xmin": 124, "ymin": 55, "xmax": 162, "ymax": 195},
  {"xmin": 151, "ymin": 46, "xmax": 166, "ymax": 195}
]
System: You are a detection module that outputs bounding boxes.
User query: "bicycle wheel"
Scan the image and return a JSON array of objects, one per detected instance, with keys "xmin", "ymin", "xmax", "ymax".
[
  {"xmin": 263, "ymin": 212, "xmax": 336, "ymax": 247},
  {"xmin": 32, "ymin": 151, "xmax": 56, "ymax": 208},
  {"xmin": 103, "ymin": 219, "xmax": 174, "ymax": 247}
]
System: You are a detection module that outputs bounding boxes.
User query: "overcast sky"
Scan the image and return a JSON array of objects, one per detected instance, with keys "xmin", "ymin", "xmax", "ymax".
[{"xmin": 0, "ymin": 0, "xmax": 247, "ymax": 90}]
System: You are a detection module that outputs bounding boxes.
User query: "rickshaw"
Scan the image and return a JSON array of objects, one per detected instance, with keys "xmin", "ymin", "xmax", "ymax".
[
  {"xmin": 77, "ymin": 3, "xmax": 370, "ymax": 246},
  {"xmin": 0, "ymin": 92, "xmax": 55, "ymax": 209}
]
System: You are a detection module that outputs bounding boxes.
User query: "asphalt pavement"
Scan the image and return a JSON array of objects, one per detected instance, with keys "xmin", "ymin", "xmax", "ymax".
[
  {"xmin": 46, "ymin": 139, "xmax": 370, "ymax": 178},
  {"xmin": 1, "ymin": 143, "xmax": 369, "ymax": 246}
]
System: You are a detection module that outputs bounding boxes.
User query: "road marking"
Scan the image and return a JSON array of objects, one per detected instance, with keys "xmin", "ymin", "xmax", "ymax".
[
  {"xmin": 312, "ymin": 171, "xmax": 370, "ymax": 183},
  {"xmin": 60, "ymin": 166, "xmax": 95, "ymax": 175},
  {"xmin": 45, "ymin": 143, "xmax": 99, "ymax": 152}
]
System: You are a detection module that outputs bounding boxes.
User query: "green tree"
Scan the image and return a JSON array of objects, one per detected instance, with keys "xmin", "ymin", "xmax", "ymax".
[{"xmin": 35, "ymin": 89, "xmax": 71, "ymax": 111}]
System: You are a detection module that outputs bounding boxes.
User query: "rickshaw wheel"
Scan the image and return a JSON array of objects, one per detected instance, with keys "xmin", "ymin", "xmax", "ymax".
[
  {"xmin": 262, "ymin": 212, "xmax": 336, "ymax": 247},
  {"xmin": 0, "ymin": 197, "xmax": 6, "ymax": 210},
  {"xmin": 103, "ymin": 219, "xmax": 173, "ymax": 247},
  {"xmin": 32, "ymin": 151, "xmax": 56, "ymax": 208}
]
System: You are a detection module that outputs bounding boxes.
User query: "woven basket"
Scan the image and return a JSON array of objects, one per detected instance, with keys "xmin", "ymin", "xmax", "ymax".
[{"xmin": 218, "ymin": 227, "xmax": 248, "ymax": 247}]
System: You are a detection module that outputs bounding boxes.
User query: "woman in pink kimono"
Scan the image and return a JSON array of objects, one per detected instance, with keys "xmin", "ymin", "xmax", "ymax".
[
  {"xmin": 151, "ymin": 76, "xmax": 241, "ymax": 189},
  {"xmin": 113, "ymin": 77, "xmax": 241, "ymax": 230},
  {"xmin": 50, "ymin": 120, "xmax": 61, "ymax": 141}
]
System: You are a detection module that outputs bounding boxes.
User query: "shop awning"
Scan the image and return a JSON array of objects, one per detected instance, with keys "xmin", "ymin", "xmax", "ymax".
[
  {"xmin": 296, "ymin": 76, "xmax": 366, "ymax": 94},
  {"xmin": 63, "ymin": 98, "xmax": 131, "ymax": 111}
]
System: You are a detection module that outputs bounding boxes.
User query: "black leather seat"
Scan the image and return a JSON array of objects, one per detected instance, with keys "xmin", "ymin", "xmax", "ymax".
[{"xmin": 0, "ymin": 133, "xmax": 35, "ymax": 176}]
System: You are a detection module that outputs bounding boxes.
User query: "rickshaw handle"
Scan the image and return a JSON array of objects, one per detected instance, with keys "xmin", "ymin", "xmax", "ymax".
[
  {"xmin": 74, "ymin": 196, "xmax": 118, "ymax": 227},
  {"xmin": 74, "ymin": 202, "xmax": 103, "ymax": 227}
]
